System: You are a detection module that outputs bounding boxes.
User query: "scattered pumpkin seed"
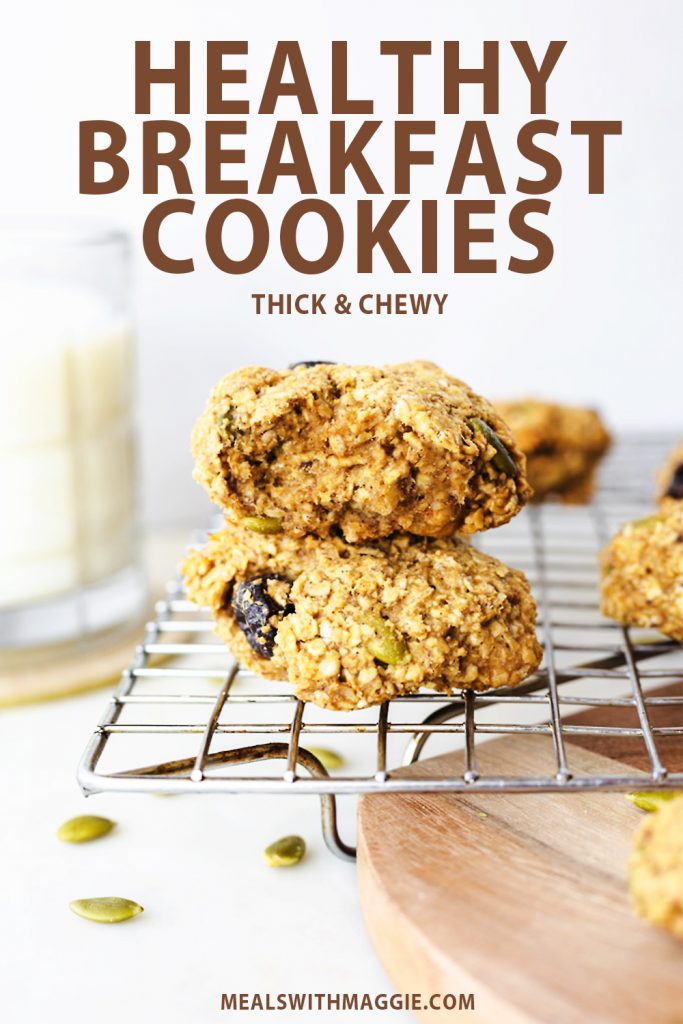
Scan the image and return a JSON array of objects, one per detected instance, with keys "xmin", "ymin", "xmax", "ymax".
[
  {"xmin": 469, "ymin": 417, "xmax": 517, "ymax": 476},
  {"xmin": 626, "ymin": 791, "xmax": 681, "ymax": 812},
  {"xmin": 57, "ymin": 815, "xmax": 115, "ymax": 843},
  {"xmin": 242, "ymin": 515, "xmax": 283, "ymax": 534},
  {"xmin": 69, "ymin": 897, "xmax": 143, "ymax": 923},
  {"xmin": 263, "ymin": 835, "xmax": 306, "ymax": 867},
  {"xmin": 365, "ymin": 615, "xmax": 409, "ymax": 666},
  {"xmin": 305, "ymin": 747, "xmax": 344, "ymax": 770}
]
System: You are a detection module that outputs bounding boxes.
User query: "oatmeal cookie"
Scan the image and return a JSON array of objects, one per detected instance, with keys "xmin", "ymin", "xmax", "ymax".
[
  {"xmin": 191, "ymin": 362, "xmax": 531, "ymax": 542},
  {"xmin": 182, "ymin": 521, "xmax": 542, "ymax": 711},
  {"xmin": 496, "ymin": 399, "xmax": 610, "ymax": 503},
  {"xmin": 658, "ymin": 442, "xmax": 683, "ymax": 508},
  {"xmin": 600, "ymin": 504, "xmax": 683, "ymax": 641},
  {"xmin": 629, "ymin": 796, "xmax": 683, "ymax": 940}
]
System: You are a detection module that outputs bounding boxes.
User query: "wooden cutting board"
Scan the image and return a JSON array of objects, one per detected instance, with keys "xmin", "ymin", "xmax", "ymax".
[{"xmin": 357, "ymin": 687, "xmax": 683, "ymax": 1024}]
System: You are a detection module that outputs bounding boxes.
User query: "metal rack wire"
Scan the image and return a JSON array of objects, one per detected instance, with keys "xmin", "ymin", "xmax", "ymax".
[{"xmin": 78, "ymin": 436, "xmax": 683, "ymax": 859}]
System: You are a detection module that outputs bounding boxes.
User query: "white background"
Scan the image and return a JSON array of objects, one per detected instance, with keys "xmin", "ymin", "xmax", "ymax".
[
  {"xmin": 1, "ymin": 0, "xmax": 681, "ymax": 527},
  {"xmin": 1, "ymin": 4, "xmax": 682, "ymax": 1024}
]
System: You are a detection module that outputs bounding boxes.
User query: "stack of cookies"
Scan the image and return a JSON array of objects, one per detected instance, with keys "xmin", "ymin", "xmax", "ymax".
[{"xmin": 183, "ymin": 361, "xmax": 542, "ymax": 710}]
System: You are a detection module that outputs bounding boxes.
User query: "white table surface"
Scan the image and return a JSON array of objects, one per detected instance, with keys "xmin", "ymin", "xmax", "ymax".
[
  {"xmin": 1, "ymin": 527, "xmax": 414, "ymax": 1024},
  {"xmin": 3, "ymin": 512, "xmax": 648, "ymax": 1024},
  {"xmin": 1, "ymin": 686, "xmax": 416, "ymax": 1024}
]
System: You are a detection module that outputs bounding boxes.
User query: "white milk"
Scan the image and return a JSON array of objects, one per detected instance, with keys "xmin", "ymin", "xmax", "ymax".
[{"xmin": 0, "ymin": 282, "xmax": 136, "ymax": 608}]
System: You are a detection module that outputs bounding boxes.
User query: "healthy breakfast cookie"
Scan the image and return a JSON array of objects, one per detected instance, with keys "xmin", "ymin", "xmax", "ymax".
[
  {"xmin": 191, "ymin": 362, "xmax": 531, "ymax": 542},
  {"xmin": 496, "ymin": 399, "xmax": 611, "ymax": 503},
  {"xmin": 600, "ymin": 504, "xmax": 683, "ymax": 641},
  {"xmin": 629, "ymin": 796, "xmax": 683, "ymax": 940},
  {"xmin": 182, "ymin": 521, "xmax": 542, "ymax": 711},
  {"xmin": 658, "ymin": 442, "xmax": 683, "ymax": 508}
]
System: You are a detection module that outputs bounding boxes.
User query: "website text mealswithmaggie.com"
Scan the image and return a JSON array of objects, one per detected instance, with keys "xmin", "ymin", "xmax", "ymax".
[{"xmin": 220, "ymin": 992, "xmax": 474, "ymax": 1012}]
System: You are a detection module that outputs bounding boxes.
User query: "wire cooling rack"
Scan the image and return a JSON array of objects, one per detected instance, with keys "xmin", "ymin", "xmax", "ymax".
[{"xmin": 78, "ymin": 436, "xmax": 683, "ymax": 859}]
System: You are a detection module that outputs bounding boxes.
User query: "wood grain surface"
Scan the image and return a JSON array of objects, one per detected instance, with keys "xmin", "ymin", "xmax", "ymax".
[{"xmin": 358, "ymin": 686, "xmax": 683, "ymax": 1024}]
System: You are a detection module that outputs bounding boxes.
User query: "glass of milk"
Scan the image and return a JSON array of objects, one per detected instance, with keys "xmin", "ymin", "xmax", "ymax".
[{"xmin": 0, "ymin": 224, "xmax": 146, "ymax": 652}]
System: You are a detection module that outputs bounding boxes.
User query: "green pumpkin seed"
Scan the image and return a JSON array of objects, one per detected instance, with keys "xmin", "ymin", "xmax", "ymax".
[
  {"xmin": 305, "ymin": 747, "xmax": 344, "ymax": 770},
  {"xmin": 242, "ymin": 515, "xmax": 283, "ymax": 534},
  {"xmin": 263, "ymin": 835, "xmax": 306, "ymax": 867},
  {"xmin": 365, "ymin": 615, "xmax": 409, "ymax": 666},
  {"xmin": 626, "ymin": 791, "xmax": 681, "ymax": 812},
  {"xmin": 69, "ymin": 897, "xmax": 143, "ymax": 923},
  {"xmin": 631, "ymin": 515, "xmax": 659, "ymax": 530},
  {"xmin": 218, "ymin": 409, "xmax": 233, "ymax": 434},
  {"xmin": 469, "ymin": 417, "xmax": 517, "ymax": 476},
  {"xmin": 57, "ymin": 815, "xmax": 115, "ymax": 843},
  {"xmin": 217, "ymin": 408, "xmax": 242, "ymax": 443}
]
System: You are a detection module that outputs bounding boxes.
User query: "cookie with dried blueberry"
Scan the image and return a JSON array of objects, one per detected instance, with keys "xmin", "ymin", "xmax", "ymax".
[
  {"xmin": 495, "ymin": 398, "xmax": 611, "ymax": 503},
  {"xmin": 190, "ymin": 361, "xmax": 531, "ymax": 543},
  {"xmin": 182, "ymin": 520, "xmax": 542, "ymax": 712},
  {"xmin": 600, "ymin": 503, "xmax": 683, "ymax": 642}
]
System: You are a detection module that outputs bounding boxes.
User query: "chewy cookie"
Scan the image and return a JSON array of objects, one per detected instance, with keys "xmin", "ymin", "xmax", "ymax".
[
  {"xmin": 182, "ymin": 522, "xmax": 542, "ymax": 711},
  {"xmin": 191, "ymin": 361, "xmax": 531, "ymax": 542},
  {"xmin": 600, "ymin": 504, "xmax": 683, "ymax": 641},
  {"xmin": 629, "ymin": 797, "xmax": 683, "ymax": 940},
  {"xmin": 495, "ymin": 399, "xmax": 611, "ymax": 503}
]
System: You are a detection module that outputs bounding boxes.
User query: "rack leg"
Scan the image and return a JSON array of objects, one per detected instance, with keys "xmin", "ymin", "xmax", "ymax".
[{"xmin": 320, "ymin": 793, "xmax": 356, "ymax": 861}]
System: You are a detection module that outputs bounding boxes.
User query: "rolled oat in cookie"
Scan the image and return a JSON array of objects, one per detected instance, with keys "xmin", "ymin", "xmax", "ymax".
[
  {"xmin": 182, "ymin": 521, "xmax": 542, "ymax": 712},
  {"xmin": 191, "ymin": 361, "xmax": 531, "ymax": 542}
]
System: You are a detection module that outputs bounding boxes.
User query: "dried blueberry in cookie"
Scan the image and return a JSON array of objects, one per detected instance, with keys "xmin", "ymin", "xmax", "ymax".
[
  {"xmin": 657, "ymin": 443, "xmax": 683, "ymax": 508},
  {"xmin": 666, "ymin": 462, "xmax": 683, "ymax": 500},
  {"xmin": 287, "ymin": 360, "xmax": 337, "ymax": 369},
  {"xmin": 231, "ymin": 574, "xmax": 294, "ymax": 658}
]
